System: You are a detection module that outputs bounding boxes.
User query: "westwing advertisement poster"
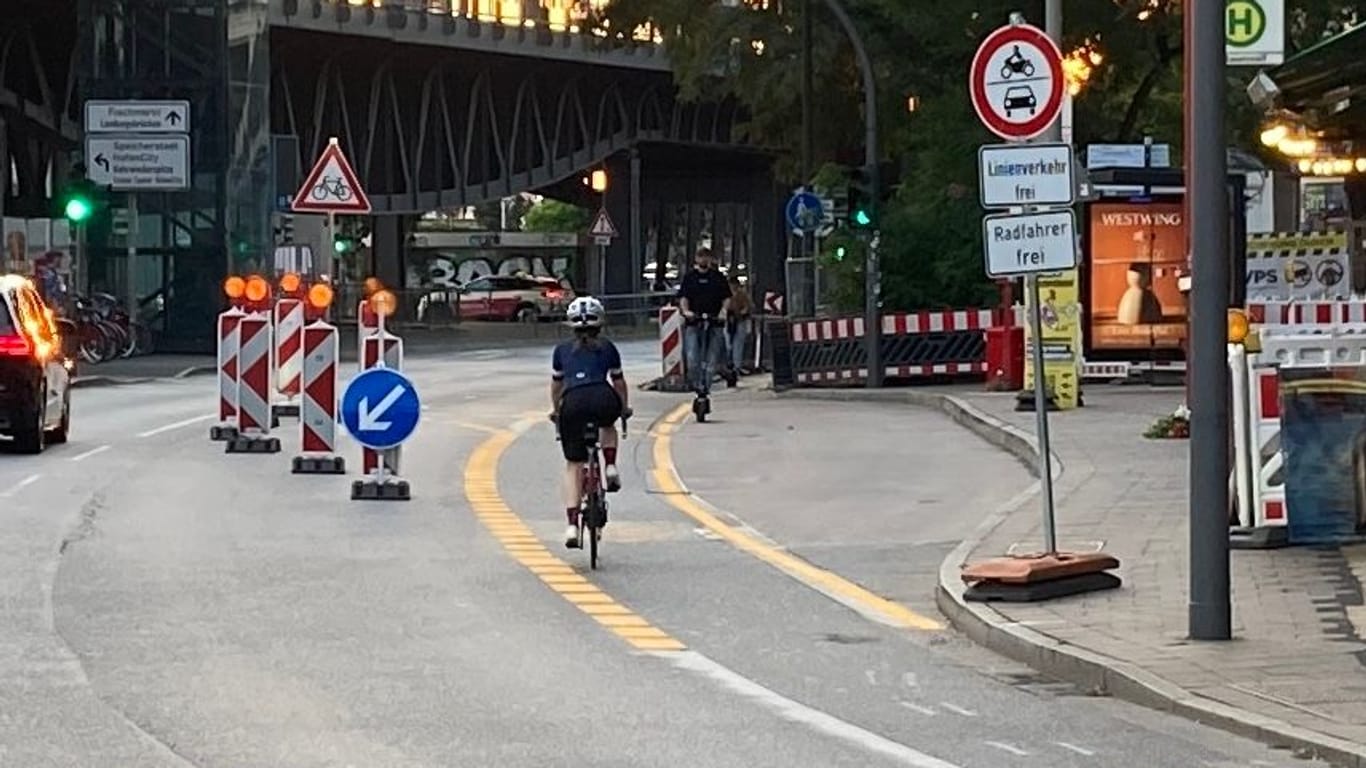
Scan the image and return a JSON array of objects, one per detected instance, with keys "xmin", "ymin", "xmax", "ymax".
[{"xmin": 1087, "ymin": 201, "xmax": 1187, "ymax": 351}]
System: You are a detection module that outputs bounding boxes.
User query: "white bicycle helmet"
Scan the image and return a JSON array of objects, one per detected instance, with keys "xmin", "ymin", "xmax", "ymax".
[{"xmin": 565, "ymin": 296, "xmax": 605, "ymax": 328}]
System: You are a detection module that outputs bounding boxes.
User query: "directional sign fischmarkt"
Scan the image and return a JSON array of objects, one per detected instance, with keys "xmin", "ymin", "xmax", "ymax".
[
  {"xmin": 978, "ymin": 143, "xmax": 1075, "ymax": 209},
  {"xmin": 85, "ymin": 100, "xmax": 190, "ymax": 133},
  {"xmin": 85, "ymin": 135, "xmax": 191, "ymax": 190}
]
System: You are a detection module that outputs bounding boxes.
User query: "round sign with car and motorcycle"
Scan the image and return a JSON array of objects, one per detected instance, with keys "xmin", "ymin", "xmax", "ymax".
[{"xmin": 969, "ymin": 22, "xmax": 1066, "ymax": 141}]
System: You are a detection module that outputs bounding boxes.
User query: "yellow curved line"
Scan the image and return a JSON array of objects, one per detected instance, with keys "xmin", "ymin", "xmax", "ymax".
[
  {"xmin": 650, "ymin": 404, "xmax": 943, "ymax": 632},
  {"xmin": 463, "ymin": 428, "xmax": 686, "ymax": 651}
]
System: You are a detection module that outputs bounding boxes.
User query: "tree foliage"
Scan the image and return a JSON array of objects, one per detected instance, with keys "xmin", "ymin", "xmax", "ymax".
[
  {"xmin": 523, "ymin": 198, "xmax": 591, "ymax": 233},
  {"xmin": 606, "ymin": 0, "xmax": 1366, "ymax": 312}
]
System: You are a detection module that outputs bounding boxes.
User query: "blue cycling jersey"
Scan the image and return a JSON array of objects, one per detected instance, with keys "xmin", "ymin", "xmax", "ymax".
[{"xmin": 552, "ymin": 338, "xmax": 623, "ymax": 391}]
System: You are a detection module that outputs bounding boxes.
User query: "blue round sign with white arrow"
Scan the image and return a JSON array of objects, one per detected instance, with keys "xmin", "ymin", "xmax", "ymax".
[{"xmin": 340, "ymin": 368, "xmax": 421, "ymax": 450}]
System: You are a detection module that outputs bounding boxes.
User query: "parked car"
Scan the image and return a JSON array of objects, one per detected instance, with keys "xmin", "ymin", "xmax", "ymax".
[
  {"xmin": 0, "ymin": 275, "xmax": 71, "ymax": 452},
  {"xmin": 418, "ymin": 274, "xmax": 573, "ymax": 323}
]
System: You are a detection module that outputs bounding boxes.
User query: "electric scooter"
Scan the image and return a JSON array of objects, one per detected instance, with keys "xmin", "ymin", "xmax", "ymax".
[{"xmin": 692, "ymin": 314, "xmax": 714, "ymax": 423}]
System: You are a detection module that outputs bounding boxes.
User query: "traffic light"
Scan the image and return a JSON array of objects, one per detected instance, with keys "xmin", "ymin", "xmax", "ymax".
[
  {"xmin": 334, "ymin": 234, "xmax": 353, "ymax": 254},
  {"xmin": 846, "ymin": 166, "xmax": 876, "ymax": 230},
  {"xmin": 58, "ymin": 178, "xmax": 100, "ymax": 225},
  {"xmin": 834, "ymin": 245, "xmax": 847, "ymax": 261}
]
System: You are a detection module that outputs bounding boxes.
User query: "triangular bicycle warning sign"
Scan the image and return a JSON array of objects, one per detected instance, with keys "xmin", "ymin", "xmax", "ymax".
[
  {"xmin": 589, "ymin": 207, "xmax": 617, "ymax": 238},
  {"xmin": 291, "ymin": 138, "xmax": 372, "ymax": 214}
]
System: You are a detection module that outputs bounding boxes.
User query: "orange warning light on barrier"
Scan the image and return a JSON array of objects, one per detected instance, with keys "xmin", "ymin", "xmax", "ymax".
[
  {"xmin": 279, "ymin": 272, "xmax": 302, "ymax": 294},
  {"xmin": 307, "ymin": 282, "xmax": 334, "ymax": 310},
  {"xmin": 369, "ymin": 289, "xmax": 397, "ymax": 318},
  {"xmin": 224, "ymin": 276, "xmax": 246, "ymax": 299},
  {"xmin": 363, "ymin": 276, "xmax": 382, "ymax": 297},
  {"xmin": 1228, "ymin": 308, "xmax": 1250, "ymax": 345},
  {"xmin": 244, "ymin": 275, "xmax": 270, "ymax": 303}
]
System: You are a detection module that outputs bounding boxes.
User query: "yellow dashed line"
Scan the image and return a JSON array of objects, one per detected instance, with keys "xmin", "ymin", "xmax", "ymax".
[
  {"xmin": 464, "ymin": 427, "xmax": 687, "ymax": 651},
  {"xmin": 651, "ymin": 404, "xmax": 944, "ymax": 632}
]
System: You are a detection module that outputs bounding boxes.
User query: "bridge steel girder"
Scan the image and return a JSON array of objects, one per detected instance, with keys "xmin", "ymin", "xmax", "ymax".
[
  {"xmin": 270, "ymin": 34, "xmax": 745, "ymax": 214},
  {"xmin": 269, "ymin": 0, "xmax": 670, "ymax": 73},
  {"xmin": 0, "ymin": 10, "xmax": 81, "ymax": 219}
]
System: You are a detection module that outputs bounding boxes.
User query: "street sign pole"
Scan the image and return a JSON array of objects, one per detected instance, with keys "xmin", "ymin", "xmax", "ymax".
[
  {"xmin": 1188, "ymin": 0, "xmax": 1232, "ymax": 642},
  {"xmin": 1037, "ymin": 2, "xmax": 1061, "ymax": 554}
]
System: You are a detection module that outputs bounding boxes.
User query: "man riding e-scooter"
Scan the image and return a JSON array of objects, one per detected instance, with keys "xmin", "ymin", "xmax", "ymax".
[{"xmin": 677, "ymin": 246, "xmax": 731, "ymax": 420}]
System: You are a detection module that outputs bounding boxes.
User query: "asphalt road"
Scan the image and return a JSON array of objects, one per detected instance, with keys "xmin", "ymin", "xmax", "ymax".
[{"xmin": 0, "ymin": 341, "xmax": 1329, "ymax": 767}]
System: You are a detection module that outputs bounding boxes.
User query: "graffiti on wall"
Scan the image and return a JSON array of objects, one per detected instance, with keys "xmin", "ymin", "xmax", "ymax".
[{"xmin": 406, "ymin": 251, "xmax": 574, "ymax": 289}]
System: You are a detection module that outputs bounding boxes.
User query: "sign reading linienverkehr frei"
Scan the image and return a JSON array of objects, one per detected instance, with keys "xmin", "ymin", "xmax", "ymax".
[{"xmin": 978, "ymin": 143, "xmax": 1075, "ymax": 208}]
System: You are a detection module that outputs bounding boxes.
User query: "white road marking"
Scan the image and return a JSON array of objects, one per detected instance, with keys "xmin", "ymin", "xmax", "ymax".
[
  {"xmin": 137, "ymin": 414, "xmax": 214, "ymax": 438},
  {"xmin": 656, "ymin": 651, "xmax": 964, "ymax": 768},
  {"xmin": 985, "ymin": 741, "xmax": 1029, "ymax": 757},
  {"xmin": 70, "ymin": 445, "xmax": 110, "ymax": 462},
  {"xmin": 899, "ymin": 701, "xmax": 937, "ymax": 716},
  {"xmin": 1, "ymin": 473, "xmax": 41, "ymax": 497},
  {"xmin": 902, "ymin": 672, "xmax": 919, "ymax": 688},
  {"xmin": 1055, "ymin": 741, "xmax": 1095, "ymax": 756},
  {"xmin": 939, "ymin": 702, "xmax": 978, "ymax": 717},
  {"xmin": 866, "ymin": 669, "xmax": 878, "ymax": 686}
]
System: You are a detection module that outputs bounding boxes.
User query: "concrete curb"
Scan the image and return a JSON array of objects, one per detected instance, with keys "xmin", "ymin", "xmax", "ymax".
[
  {"xmin": 173, "ymin": 365, "xmax": 216, "ymax": 379},
  {"xmin": 781, "ymin": 386, "xmax": 1366, "ymax": 767},
  {"xmin": 71, "ymin": 375, "xmax": 156, "ymax": 389}
]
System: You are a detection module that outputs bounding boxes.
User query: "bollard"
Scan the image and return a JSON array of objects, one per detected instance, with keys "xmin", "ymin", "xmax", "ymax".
[
  {"xmin": 273, "ymin": 297, "xmax": 304, "ymax": 420},
  {"xmin": 359, "ymin": 328, "xmax": 403, "ymax": 480},
  {"xmin": 292, "ymin": 320, "xmax": 346, "ymax": 474},
  {"xmin": 227, "ymin": 312, "xmax": 282, "ymax": 453},
  {"xmin": 210, "ymin": 307, "xmax": 245, "ymax": 441}
]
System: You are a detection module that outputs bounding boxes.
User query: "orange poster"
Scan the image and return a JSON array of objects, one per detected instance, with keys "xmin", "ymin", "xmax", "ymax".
[{"xmin": 1088, "ymin": 201, "xmax": 1187, "ymax": 350}]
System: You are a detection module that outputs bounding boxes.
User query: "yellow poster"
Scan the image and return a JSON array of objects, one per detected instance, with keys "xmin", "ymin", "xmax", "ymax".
[{"xmin": 1023, "ymin": 269, "xmax": 1082, "ymax": 409}]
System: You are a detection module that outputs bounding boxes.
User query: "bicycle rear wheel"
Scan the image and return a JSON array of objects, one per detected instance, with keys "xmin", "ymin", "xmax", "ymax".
[{"xmin": 586, "ymin": 492, "xmax": 605, "ymax": 569}]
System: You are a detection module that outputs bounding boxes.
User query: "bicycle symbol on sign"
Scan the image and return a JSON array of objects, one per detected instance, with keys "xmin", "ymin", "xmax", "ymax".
[{"xmin": 311, "ymin": 176, "xmax": 353, "ymax": 202}]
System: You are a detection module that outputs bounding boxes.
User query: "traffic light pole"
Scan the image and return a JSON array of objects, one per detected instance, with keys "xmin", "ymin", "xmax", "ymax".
[{"xmin": 815, "ymin": 0, "xmax": 881, "ymax": 387}]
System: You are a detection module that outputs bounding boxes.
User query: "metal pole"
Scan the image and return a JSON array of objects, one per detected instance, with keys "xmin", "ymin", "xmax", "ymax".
[
  {"xmin": 802, "ymin": 0, "xmax": 816, "ymax": 320},
  {"xmin": 817, "ymin": 0, "xmax": 879, "ymax": 387},
  {"xmin": 1027, "ymin": 273, "xmax": 1059, "ymax": 553},
  {"xmin": 125, "ymin": 194, "xmax": 139, "ymax": 318},
  {"xmin": 1187, "ymin": 0, "xmax": 1232, "ymax": 641}
]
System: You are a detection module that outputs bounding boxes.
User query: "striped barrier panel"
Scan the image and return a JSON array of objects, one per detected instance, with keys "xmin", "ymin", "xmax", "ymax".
[
  {"xmin": 660, "ymin": 306, "xmax": 684, "ymax": 379},
  {"xmin": 787, "ymin": 310, "xmax": 993, "ymax": 385},
  {"xmin": 212, "ymin": 307, "xmax": 245, "ymax": 440},
  {"xmin": 361, "ymin": 331, "xmax": 404, "ymax": 477},
  {"xmin": 226, "ymin": 312, "xmax": 281, "ymax": 453},
  {"xmin": 292, "ymin": 320, "xmax": 345, "ymax": 474},
  {"xmin": 274, "ymin": 298, "xmax": 305, "ymax": 397}
]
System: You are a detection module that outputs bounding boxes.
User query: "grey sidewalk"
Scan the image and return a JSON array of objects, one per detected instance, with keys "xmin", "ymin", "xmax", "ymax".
[{"xmin": 782, "ymin": 384, "xmax": 1366, "ymax": 765}]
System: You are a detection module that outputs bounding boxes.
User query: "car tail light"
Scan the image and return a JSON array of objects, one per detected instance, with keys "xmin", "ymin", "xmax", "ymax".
[
  {"xmin": 0, "ymin": 333, "xmax": 31, "ymax": 357},
  {"xmin": 542, "ymin": 288, "xmax": 565, "ymax": 300}
]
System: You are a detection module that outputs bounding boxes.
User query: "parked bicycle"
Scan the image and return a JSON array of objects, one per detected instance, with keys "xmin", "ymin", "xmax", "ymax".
[{"xmin": 55, "ymin": 292, "xmax": 156, "ymax": 364}]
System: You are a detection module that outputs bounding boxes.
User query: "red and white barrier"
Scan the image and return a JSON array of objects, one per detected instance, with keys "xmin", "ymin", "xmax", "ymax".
[
  {"xmin": 358, "ymin": 300, "xmax": 380, "ymax": 371},
  {"xmin": 1229, "ymin": 345, "xmax": 1286, "ymax": 537},
  {"xmin": 213, "ymin": 307, "xmax": 245, "ymax": 438},
  {"xmin": 361, "ymin": 329, "xmax": 404, "ymax": 476},
  {"xmin": 1248, "ymin": 300, "xmax": 1366, "ymax": 326},
  {"xmin": 293, "ymin": 319, "xmax": 345, "ymax": 473},
  {"xmin": 228, "ymin": 313, "xmax": 280, "ymax": 452},
  {"xmin": 660, "ymin": 306, "xmax": 684, "ymax": 379},
  {"xmin": 274, "ymin": 298, "xmax": 305, "ymax": 398},
  {"xmin": 763, "ymin": 291, "xmax": 785, "ymax": 315}
]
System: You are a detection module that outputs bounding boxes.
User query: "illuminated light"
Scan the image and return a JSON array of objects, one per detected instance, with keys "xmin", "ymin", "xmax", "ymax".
[
  {"xmin": 1276, "ymin": 136, "xmax": 1317, "ymax": 157},
  {"xmin": 1298, "ymin": 159, "xmax": 1313, "ymax": 173},
  {"xmin": 906, "ymin": 95, "xmax": 920, "ymax": 113},
  {"xmin": 64, "ymin": 196, "xmax": 93, "ymax": 223},
  {"xmin": 1259, "ymin": 124, "xmax": 1288, "ymax": 147},
  {"xmin": 363, "ymin": 276, "xmax": 383, "ymax": 296},
  {"xmin": 1228, "ymin": 309, "xmax": 1250, "ymax": 345},
  {"xmin": 1334, "ymin": 159, "xmax": 1354, "ymax": 174},
  {"xmin": 1062, "ymin": 40, "xmax": 1103, "ymax": 96},
  {"xmin": 224, "ymin": 276, "xmax": 246, "ymax": 299},
  {"xmin": 370, "ymin": 289, "xmax": 398, "ymax": 318},
  {"xmin": 244, "ymin": 275, "xmax": 270, "ymax": 303},
  {"xmin": 590, "ymin": 169, "xmax": 608, "ymax": 193},
  {"xmin": 1357, "ymin": 158, "xmax": 1366, "ymax": 173},
  {"xmin": 279, "ymin": 272, "xmax": 301, "ymax": 293},
  {"xmin": 307, "ymin": 282, "xmax": 335, "ymax": 310}
]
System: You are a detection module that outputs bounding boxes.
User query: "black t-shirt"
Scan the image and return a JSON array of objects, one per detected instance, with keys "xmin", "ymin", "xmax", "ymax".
[{"xmin": 678, "ymin": 268, "xmax": 731, "ymax": 317}]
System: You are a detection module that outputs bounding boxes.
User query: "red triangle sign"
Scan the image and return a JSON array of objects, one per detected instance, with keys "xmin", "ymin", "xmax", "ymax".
[{"xmin": 290, "ymin": 139, "xmax": 372, "ymax": 214}]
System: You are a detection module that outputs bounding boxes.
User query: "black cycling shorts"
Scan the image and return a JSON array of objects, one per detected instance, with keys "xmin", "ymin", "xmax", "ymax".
[{"xmin": 558, "ymin": 383, "xmax": 623, "ymax": 462}]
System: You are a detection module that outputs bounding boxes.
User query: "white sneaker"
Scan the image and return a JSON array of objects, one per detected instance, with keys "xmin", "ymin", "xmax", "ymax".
[
  {"xmin": 605, "ymin": 464, "xmax": 621, "ymax": 492},
  {"xmin": 565, "ymin": 523, "xmax": 581, "ymax": 549}
]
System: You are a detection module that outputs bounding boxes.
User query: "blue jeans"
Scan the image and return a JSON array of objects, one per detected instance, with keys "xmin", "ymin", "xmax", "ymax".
[
  {"xmin": 728, "ymin": 319, "xmax": 750, "ymax": 373},
  {"xmin": 684, "ymin": 324, "xmax": 725, "ymax": 392}
]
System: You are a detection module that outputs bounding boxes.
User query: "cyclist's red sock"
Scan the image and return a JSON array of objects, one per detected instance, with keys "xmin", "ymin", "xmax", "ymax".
[
  {"xmin": 566, "ymin": 507, "xmax": 579, "ymax": 524},
  {"xmin": 603, "ymin": 447, "xmax": 618, "ymax": 466}
]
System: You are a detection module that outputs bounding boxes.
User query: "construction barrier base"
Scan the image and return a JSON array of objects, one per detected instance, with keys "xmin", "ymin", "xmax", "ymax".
[
  {"xmin": 352, "ymin": 478, "xmax": 411, "ymax": 501},
  {"xmin": 293, "ymin": 455, "xmax": 346, "ymax": 475},
  {"xmin": 964, "ymin": 571, "xmax": 1123, "ymax": 602},
  {"xmin": 1229, "ymin": 525, "xmax": 1291, "ymax": 550},
  {"xmin": 272, "ymin": 403, "xmax": 301, "ymax": 420},
  {"xmin": 652, "ymin": 374, "xmax": 691, "ymax": 393},
  {"xmin": 1013, "ymin": 390, "xmax": 1067, "ymax": 412},
  {"xmin": 209, "ymin": 425, "xmax": 239, "ymax": 442},
  {"xmin": 226, "ymin": 436, "xmax": 282, "ymax": 454}
]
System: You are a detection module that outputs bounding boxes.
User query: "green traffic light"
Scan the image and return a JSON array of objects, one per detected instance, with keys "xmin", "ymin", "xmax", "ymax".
[
  {"xmin": 854, "ymin": 209, "xmax": 872, "ymax": 227},
  {"xmin": 64, "ymin": 196, "xmax": 92, "ymax": 223},
  {"xmin": 835, "ymin": 246, "xmax": 847, "ymax": 261},
  {"xmin": 334, "ymin": 238, "xmax": 350, "ymax": 254}
]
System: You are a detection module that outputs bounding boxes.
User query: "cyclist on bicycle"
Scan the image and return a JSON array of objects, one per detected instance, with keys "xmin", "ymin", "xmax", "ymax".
[
  {"xmin": 677, "ymin": 247, "xmax": 732, "ymax": 392},
  {"xmin": 550, "ymin": 296, "xmax": 630, "ymax": 549}
]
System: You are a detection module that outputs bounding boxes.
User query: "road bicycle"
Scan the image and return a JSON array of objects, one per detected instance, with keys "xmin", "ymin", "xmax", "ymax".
[
  {"xmin": 311, "ymin": 176, "xmax": 352, "ymax": 201},
  {"xmin": 555, "ymin": 413, "xmax": 629, "ymax": 570}
]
